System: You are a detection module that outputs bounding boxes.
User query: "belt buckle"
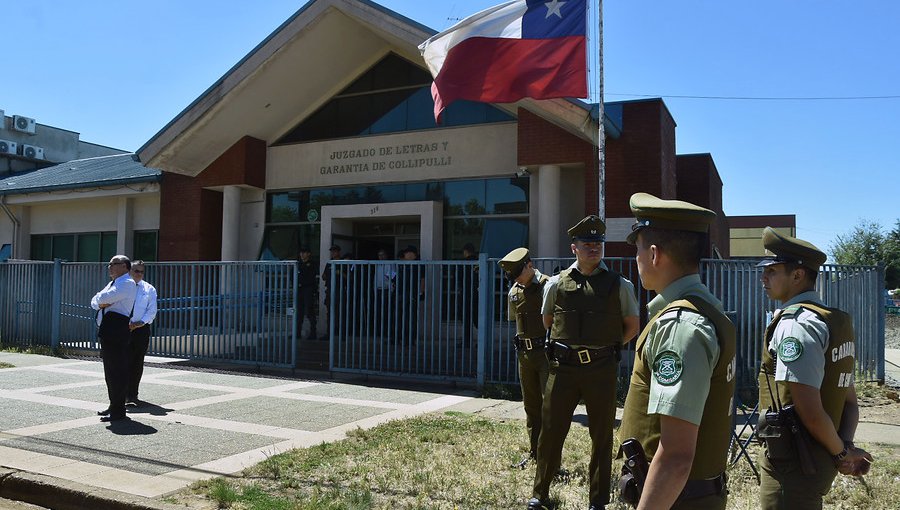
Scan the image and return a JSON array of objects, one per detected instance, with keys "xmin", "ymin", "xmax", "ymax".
[
  {"xmin": 524, "ymin": 338, "xmax": 533, "ymax": 350},
  {"xmin": 577, "ymin": 349, "xmax": 591, "ymax": 364}
]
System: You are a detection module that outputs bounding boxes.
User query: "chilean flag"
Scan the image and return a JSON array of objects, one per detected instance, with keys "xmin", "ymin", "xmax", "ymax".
[{"xmin": 419, "ymin": 0, "xmax": 588, "ymax": 122}]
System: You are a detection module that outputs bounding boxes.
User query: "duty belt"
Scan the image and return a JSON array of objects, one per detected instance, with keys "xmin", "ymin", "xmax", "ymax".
[
  {"xmin": 677, "ymin": 472, "xmax": 727, "ymax": 501},
  {"xmin": 514, "ymin": 336, "xmax": 546, "ymax": 351},
  {"xmin": 550, "ymin": 342, "xmax": 618, "ymax": 365}
]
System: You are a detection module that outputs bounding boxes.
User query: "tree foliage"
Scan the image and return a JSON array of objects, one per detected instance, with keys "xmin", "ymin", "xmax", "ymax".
[{"xmin": 830, "ymin": 219, "xmax": 900, "ymax": 289}]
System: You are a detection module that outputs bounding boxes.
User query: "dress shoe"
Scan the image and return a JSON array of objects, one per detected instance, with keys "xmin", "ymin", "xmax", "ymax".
[
  {"xmin": 527, "ymin": 498, "xmax": 551, "ymax": 510},
  {"xmin": 126, "ymin": 398, "xmax": 144, "ymax": 407},
  {"xmin": 100, "ymin": 414, "xmax": 127, "ymax": 422},
  {"xmin": 97, "ymin": 408, "xmax": 111, "ymax": 416}
]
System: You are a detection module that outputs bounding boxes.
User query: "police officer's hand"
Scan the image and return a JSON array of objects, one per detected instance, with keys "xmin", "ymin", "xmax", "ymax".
[{"xmin": 838, "ymin": 447, "xmax": 873, "ymax": 476}]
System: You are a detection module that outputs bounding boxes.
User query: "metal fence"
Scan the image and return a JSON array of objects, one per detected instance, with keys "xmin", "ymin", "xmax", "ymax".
[
  {"xmin": 0, "ymin": 257, "xmax": 885, "ymax": 390},
  {"xmin": 0, "ymin": 260, "xmax": 297, "ymax": 368}
]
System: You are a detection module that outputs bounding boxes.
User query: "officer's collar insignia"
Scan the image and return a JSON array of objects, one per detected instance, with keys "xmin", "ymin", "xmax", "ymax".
[
  {"xmin": 778, "ymin": 337, "xmax": 803, "ymax": 363},
  {"xmin": 653, "ymin": 350, "xmax": 683, "ymax": 386}
]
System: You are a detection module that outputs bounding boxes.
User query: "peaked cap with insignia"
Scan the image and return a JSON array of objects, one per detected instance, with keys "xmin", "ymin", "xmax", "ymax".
[
  {"xmin": 626, "ymin": 192, "xmax": 716, "ymax": 244},
  {"xmin": 568, "ymin": 215, "xmax": 606, "ymax": 242},
  {"xmin": 499, "ymin": 247, "xmax": 530, "ymax": 278},
  {"xmin": 757, "ymin": 226, "xmax": 827, "ymax": 271}
]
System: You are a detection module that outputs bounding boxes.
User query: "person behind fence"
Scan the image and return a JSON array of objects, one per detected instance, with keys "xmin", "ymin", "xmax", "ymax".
[
  {"xmin": 528, "ymin": 215, "xmax": 640, "ymax": 510},
  {"xmin": 397, "ymin": 246, "xmax": 423, "ymax": 345},
  {"xmin": 617, "ymin": 193, "xmax": 736, "ymax": 510},
  {"xmin": 755, "ymin": 227, "xmax": 873, "ymax": 510},
  {"xmin": 461, "ymin": 242, "xmax": 479, "ymax": 346},
  {"xmin": 500, "ymin": 247, "xmax": 550, "ymax": 469},
  {"xmin": 372, "ymin": 248, "xmax": 397, "ymax": 338},
  {"xmin": 126, "ymin": 260, "xmax": 157, "ymax": 407},
  {"xmin": 320, "ymin": 244, "xmax": 342, "ymax": 339},
  {"xmin": 297, "ymin": 246, "xmax": 318, "ymax": 340},
  {"xmin": 91, "ymin": 254, "xmax": 137, "ymax": 423}
]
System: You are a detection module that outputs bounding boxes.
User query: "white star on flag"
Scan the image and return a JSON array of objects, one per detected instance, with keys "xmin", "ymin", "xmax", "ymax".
[{"xmin": 545, "ymin": 0, "xmax": 567, "ymax": 19}]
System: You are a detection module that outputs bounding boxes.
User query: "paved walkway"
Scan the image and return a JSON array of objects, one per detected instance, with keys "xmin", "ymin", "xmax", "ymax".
[{"xmin": 1, "ymin": 351, "xmax": 898, "ymax": 508}]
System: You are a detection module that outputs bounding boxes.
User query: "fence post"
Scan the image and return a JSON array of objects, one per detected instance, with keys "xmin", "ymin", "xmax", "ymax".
[
  {"xmin": 476, "ymin": 253, "xmax": 489, "ymax": 389},
  {"xmin": 877, "ymin": 262, "xmax": 886, "ymax": 383},
  {"xmin": 50, "ymin": 258, "xmax": 62, "ymax": 349}
]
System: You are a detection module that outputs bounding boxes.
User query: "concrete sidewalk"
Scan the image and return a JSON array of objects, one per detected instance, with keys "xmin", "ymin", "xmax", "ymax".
[{"xmin": 1, "ymin": 351, "xmax": 898, "ymax": 509}]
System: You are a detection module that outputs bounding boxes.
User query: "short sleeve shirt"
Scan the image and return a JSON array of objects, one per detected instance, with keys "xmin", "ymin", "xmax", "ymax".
[
  {"xmin": 540, "ymin": 260, "xmax": 639, "ymax": 317},
  {"xmin": 644, "ymin": 274, "xmax": 723, "ymax": 426},
  {"xmin": 769, "ymin": 291, "xmax": 829, "ymax": 388}
]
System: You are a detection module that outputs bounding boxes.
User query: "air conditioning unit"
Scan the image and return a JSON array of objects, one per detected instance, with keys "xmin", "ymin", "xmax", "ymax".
[
  {"xmin": 0, "ymin": 139, "xmax": 17, "ymax": 155},
  {"xmin": 22, "ymin": 144, "xmax": 44, "ymax": 160},
  {"xmin": 12, "ymin": 115, "xmax": 36, "ymax": 134}
]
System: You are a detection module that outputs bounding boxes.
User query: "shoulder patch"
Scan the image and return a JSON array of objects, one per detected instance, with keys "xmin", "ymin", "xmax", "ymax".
[
  {"xmin": 778, "ymin": 337, "xmax": 803, "ymax": 362},
  {"xmin": 653, "ymin": 350, "xmax": 683, "ymax": 386}
]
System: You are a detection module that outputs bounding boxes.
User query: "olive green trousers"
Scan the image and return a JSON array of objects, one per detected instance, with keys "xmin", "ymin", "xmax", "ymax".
[
  {"xmin": 532, "ymin": 356, "xmax": 618, "ymax": 505},
  {"xmin": 758, "ymin": 444, "xmax": 838, "ymax": 510},
  {"xmin": 518, "ymin": 348, "xmax": 550, "ymax": 455}
]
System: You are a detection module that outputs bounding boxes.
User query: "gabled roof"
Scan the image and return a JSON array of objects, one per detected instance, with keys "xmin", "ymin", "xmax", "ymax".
[
  {"xmin": 138, "ymin": 0, "xmax": 602, "ymax": 177},
  {"xmin": 0, "ymin": 154, "xmax": 161, "ymax": 196}
]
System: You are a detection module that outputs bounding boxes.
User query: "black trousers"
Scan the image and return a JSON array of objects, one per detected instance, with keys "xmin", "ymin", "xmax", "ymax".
[
  {"xmin": 99, "ymin": 314, "xmax": 131, "ymax": 417},
  {"xmin": 127, "ymin": 325, "xmax": 152, "ymax": 400}
]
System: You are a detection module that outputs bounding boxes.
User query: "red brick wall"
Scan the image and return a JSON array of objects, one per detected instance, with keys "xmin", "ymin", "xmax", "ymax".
[
  {"xmin": 158, "ymin": 136, "xmax": 266, "ymax": 261},
  {"xmin": 517, "ymin": 108, "xmax": 598, "ymax": 213},
  {"xmin": 676, "ymin": 153, "xmax": 729, "ymax": 258}
]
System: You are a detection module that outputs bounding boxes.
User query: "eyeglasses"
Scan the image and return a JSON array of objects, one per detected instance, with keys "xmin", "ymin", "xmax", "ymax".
[{"xmin": 132, "ymin": 269, "xmax": 144, "ymax": 274}]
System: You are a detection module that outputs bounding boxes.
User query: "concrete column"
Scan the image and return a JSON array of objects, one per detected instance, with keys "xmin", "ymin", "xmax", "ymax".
[
  {"xmin": 116, "ymin": 197, "xmax": 133, "ymax": 256},
  {"xmin": 221, "ymin": 185, "xmax": 242, "ymax": 261},
  {"xmin": 537, "ymin": 164, "xmax": 561, "ymax": 257},
  {"xmin": 15, "ymin": 205, "xmax": 30, "ymax": 259}
]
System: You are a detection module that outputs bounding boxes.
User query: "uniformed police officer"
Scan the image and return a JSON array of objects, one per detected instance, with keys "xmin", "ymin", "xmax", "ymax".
[
  {"xmin": 756, "ymin": 227, "xmax": 873, "ymax": 510},
  {"xmin": 528, "ymin": 216, "xmax": 640, "ymax": 510},
  {"xmin": 618, "ymin": 193, "xmax": 736, "ymax": 510},
  {"xmin": 500, "ymin": 248, "xmax": 551, "ymax": 468}
]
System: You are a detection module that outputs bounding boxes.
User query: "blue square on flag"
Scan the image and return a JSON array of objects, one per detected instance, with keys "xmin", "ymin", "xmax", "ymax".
[{"xmin": 523, "ymin": 0, "xmax": 587, "ymax": 39}]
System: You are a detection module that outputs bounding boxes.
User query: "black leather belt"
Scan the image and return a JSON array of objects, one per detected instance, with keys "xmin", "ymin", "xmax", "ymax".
[
  {"xmin": 678, "ymin": 472, "xmax": 727, "ymax": 501},
  {"xmin": 550, "ymin": 342, "xmax": 618, "ymax": 365},
  {"xmin": 514, "ymin": 336, "xmax": 546, "ymax": 351}
]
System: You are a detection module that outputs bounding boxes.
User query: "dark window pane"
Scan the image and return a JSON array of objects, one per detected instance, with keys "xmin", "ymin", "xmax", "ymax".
[
  {"xmin": 487, "ymin": 177, "xmax": 529, "ymax": 214},
  {"xmin": 260, "ymin": 227, "xmax": 298, "ymax": 261},
  {"xmin": 444, "ymin": 180, "xmax": 486, "ymax": 216},
  {"xmin": 333, "ymin": 187, "xmax": 363, "ymax": 205},
  {"xmin": 444, "ymin": 218, "xmax": 484, "ymax": 259},
  {"xmin": 268, "ymin": 192, "xmax": 302, "ymax": 223},
  {"xmin": 31, "ymin": 235, "xmax": 52, "ymax": 260},
  {"xmin": 133, "ymin": 231, "xmax": 158, "ymax": 262},
  {"xmin": 100, "ymin": 232, "xmax": 117, "ymax": 262},
  {"xmin": 52, "ymin": 235, "xmax": 75, "ymax": 261},
  {"xmin": 406, "ymin": 87, "xmax": 438, "ymax": 131},
  {"xmin": 77, "ymin": 233, "xmax": 100, "ymax": 262},
  {"xmin": 481, "ymin": 218, "xmax": 529, "ymax": 258}
]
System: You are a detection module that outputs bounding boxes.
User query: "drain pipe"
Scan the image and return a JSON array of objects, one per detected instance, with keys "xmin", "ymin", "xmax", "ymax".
[{"xmin": 0, "ymin": 195, "xmax": 19, "ymax": 259}]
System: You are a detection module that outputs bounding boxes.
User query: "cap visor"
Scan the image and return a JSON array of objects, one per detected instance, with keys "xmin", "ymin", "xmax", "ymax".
[{"xmin": 756, "ymin": 258, "xmax": 780, "ymax": 267}]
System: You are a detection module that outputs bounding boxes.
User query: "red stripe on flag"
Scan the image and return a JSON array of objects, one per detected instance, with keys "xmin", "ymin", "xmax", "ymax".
[{"xmin": 431, "ymin": 35, "xmax": 587, "ymax": 121}]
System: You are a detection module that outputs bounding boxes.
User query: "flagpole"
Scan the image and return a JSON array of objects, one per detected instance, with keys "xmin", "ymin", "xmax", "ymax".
[{"xmin": 597, "ymin": 0, "xmax": 605, "ymax": 221}]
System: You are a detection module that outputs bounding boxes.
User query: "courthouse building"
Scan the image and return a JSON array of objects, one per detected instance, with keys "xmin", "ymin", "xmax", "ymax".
[{"xmin": 138, "ymin": 0, "xmax": 730, "ymax": 265}]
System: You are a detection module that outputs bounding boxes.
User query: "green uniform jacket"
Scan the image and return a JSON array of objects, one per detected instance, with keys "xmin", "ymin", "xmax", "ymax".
[
  {"xmin": 620, "ymin": 295, "xmax": 736, "ymax": 480},
  {"xmin": 509, "ymin": 272, "xmax": 550, "ymax": 339}
]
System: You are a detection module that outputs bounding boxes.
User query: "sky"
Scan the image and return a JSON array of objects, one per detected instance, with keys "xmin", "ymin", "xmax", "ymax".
[{"xmin": 3, "ymin": 1, "xmax": 898, "ymax": 256}]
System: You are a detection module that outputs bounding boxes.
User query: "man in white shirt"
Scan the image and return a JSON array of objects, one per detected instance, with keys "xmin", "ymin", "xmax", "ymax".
[
  {"xmin": 126, "ymin": 260, "xmax": 158, "ymax": 407},
  {"xmin": 91, "ymin": 255, "xmax": 137, "ymax": 422}
]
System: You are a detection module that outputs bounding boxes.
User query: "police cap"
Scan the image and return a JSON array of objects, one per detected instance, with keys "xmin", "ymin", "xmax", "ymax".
[
  {"xmin": 757, "ymin": 227, "xmax": 827, "ymax": 271},
  {"xmin": 499, "ymin": 247, "xmax": 529, "ymax": 279},
  {"xmin": 626, "ymin": 192, "xmax": 716, "ymax": 244},
  {"xmin": 568, "ymin": 215, "xmax": 606, "ymax": 242}
]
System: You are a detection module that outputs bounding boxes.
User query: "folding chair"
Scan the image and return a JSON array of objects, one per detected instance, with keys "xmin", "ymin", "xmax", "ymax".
[{"xmin": 730, "ymin": 396, "xmax": 760, "ymax": 482}]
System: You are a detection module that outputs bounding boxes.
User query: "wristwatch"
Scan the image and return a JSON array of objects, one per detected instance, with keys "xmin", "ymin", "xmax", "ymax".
[{"xmin": 831, "ymin": 446, "xmax": 849, "ymax": 465}]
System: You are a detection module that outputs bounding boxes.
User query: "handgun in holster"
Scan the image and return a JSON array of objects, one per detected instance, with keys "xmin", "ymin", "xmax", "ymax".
[
  {"xmin": 618, "ymin": 438, "xmax": 649, "ymax": 507},
  {"xmin": 757, "ymin": 405, "xmax": 817, "ymax": 475}
]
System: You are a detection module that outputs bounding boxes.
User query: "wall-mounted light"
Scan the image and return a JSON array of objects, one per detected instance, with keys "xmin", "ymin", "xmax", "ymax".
[{"xmin": 516, "ymin": 167, "xmax": 530, "ymax": 178}]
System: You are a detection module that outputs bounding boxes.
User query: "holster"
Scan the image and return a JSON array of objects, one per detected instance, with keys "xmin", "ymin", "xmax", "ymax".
[
  {"xmin": 618, "ymin": 438, "xmax": 649, "ymax": 507},
  {"xmin": 757, "ymin": 405, "xmax": 817, "ymax": 475}
]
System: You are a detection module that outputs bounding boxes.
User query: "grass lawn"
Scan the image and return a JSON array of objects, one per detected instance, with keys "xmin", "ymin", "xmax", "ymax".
[{"xmin": 172, "ymin": 408, "xmax": 900, "ymax": 510}]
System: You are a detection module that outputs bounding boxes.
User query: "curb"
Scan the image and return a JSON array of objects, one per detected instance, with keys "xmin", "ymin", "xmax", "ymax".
[{"xmin": 0, "ymin": 468, "xmax": 185, "ymax": 510}]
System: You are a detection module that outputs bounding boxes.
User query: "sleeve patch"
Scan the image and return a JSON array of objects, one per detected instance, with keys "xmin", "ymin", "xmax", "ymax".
[
  {"xmin": 653, "ymin": 350, "xmax": 683, "ymax": 386},
  {"xmin": 778, "ymin": 337, "xmax": 804, "ymax": 362}
]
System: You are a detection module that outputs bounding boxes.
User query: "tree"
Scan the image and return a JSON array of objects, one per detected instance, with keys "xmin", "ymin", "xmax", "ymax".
[{"xmin": 830, "ymin": 219, "xmax": 900, "ymax": 289}]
